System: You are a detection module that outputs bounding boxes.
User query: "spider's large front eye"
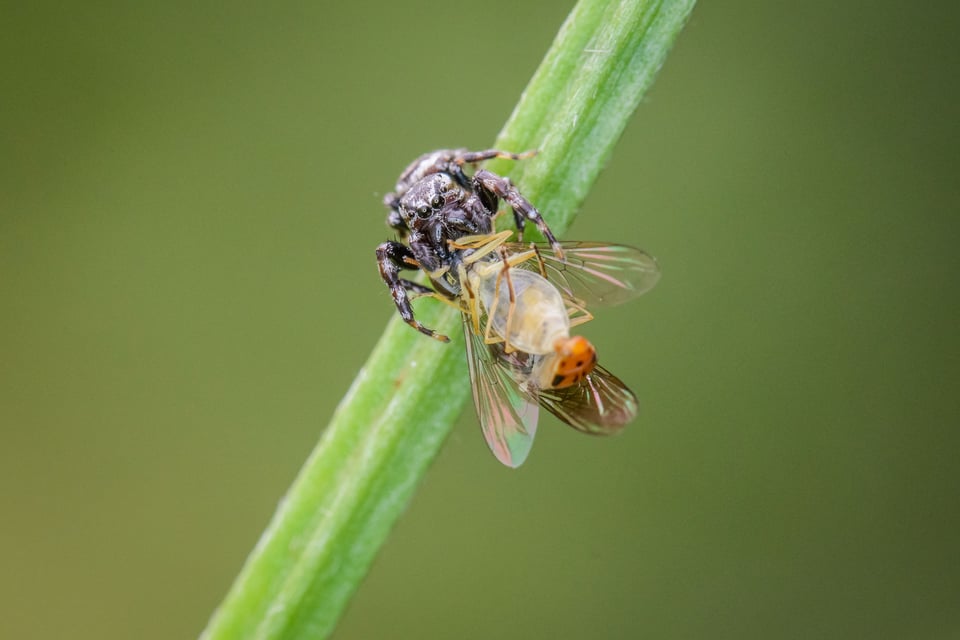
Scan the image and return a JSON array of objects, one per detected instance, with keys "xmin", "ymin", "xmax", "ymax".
[
  {"xmin": 417, "ymin": 205, "xmax": 431, "ymax": 218},
  {"xmin": 431, "ymin": 195, "xmax": 444, "ymax": 209}
]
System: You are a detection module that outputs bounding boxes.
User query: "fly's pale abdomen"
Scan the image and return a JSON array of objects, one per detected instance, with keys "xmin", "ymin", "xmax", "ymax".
[{"xmin": 475, "ymin": 266, "xmax": 570, "ymax": 355}]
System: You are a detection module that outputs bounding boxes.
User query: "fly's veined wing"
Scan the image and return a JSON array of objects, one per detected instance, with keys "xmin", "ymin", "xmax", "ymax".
[
  {"xmin": 537, "ymin": 364, "xmax": 638, "ymax": 435},
  {"xmin": 509, "ymin": 242, "xmax": 661, "ymax": 308},
  {"xmin": 462, "ymin": 313, "xmax": 539, "ymax": 467}
]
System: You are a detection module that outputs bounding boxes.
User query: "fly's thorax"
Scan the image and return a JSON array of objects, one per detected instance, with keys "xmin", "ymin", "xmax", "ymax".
[{"xmin": 474, "ymin": 264, "xmax": 570, "ymax": 354}]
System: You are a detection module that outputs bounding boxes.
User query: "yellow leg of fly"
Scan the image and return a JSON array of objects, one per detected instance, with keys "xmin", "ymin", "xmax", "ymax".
[
  {"xmin": 567, "ymin": 302, "xmax": 594, "ymax": 328},
  {"xmin": 459, "ymin": 262, "xmax": 508, "ymax": 348},
  {"xmin": 527, "ymin": 242, "xmax": 549, "ymax": 279},
  {"xmin": 457, "ymin": 263, "xmax": 485, "ymax": 338},
  {"xmin": 451, "ymin": 230, "xmax": 514, "ymax": 261},
  {"xmin": 479, "ymin": 246, "xmax": 551, "ymax": 351},
  {"xmin": 483, "ymin": 265, "xmax": 507, "ymax": 347},
  {"xmin": 522, "ymin": 242, "xmax": 593, "ymax": 326},
  {"xmin": 456, "ymin": 231, "xmax": 557, "ymax": 352},
  {"xmin": 493, "ymin": 244, "xmax": 559, "ymax": 351},
  {"xmin": 454, "ymin": 231, "xmax": 522, "ymax": 349},
  {"xmin": 460, "ymin": 231, "xmax": 540, "ymax": 269},
  {"xmin": 412, "ymin": 290, "xmax": 462, "ymax": 311},
  {"xmin": 484, "ymin": 257, "xmax": 521, "ymax": 352},
  {"xmin": 455, "ymin": 230, "xmax": 540, "ymax": 271}
]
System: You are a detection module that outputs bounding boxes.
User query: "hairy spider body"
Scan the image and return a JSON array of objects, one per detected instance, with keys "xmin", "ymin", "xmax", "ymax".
[{"xmin": 376, "ymin": 148, "xmax": 562, "ymax": 342}]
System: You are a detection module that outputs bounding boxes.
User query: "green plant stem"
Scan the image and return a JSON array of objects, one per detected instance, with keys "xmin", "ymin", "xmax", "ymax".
[{"xmin": 201, "ymin": 1, "xmax": 696, "ymax": 638}]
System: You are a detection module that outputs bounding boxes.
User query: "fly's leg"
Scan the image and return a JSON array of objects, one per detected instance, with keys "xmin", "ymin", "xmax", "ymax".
[
  {"xmin": 502, "ymin": 247, "xmax": 538, "ymax": 269},
  {"xmin": 400, "ymin": 279, "xmax": 461, "ymax": 310},
  {"xmin": 483, "ymin": 261, "xmax": 515, "ymax": 348},
  {"xmin": 459, "ymin": 264, "xmax": 486, "ymax": 338},
  {"xmin": 472, "ymin": 169, "xmax": 564, "ymax": 259},
  {"xmin": 567, "ymin": 301, "xmax": 595, "ymax": 328},
  {"xmin": 518, "ymin": 243, "xmax": 591, "ymax": 325},
  {"xmin": 528, "ymin": 242, "xmax": 549, "ymax": 278},
  {"xmin": 498, "ymin": 249, "xmax": 519, "ymax": 351},
  {"xmin": 412, "ymin": 288, "xmax": 463, "ymax": 313},
  {"xmin": 483, "ymin": 248, "xmax": 524, "ymax": 351},
  {"xmin": 455, "ymin": 230, "xmax": 515, "ymax": 266},
  {"xmin": 376, "ymin": 241, "xmax": 450, "ymax": 342},
  {"xmin": 456, "ymin": 231, "xmax": 537, "ymax": 271},
  {"xmin": 462, "ymin": 241, "xmax": 541, "ymax": 349}
]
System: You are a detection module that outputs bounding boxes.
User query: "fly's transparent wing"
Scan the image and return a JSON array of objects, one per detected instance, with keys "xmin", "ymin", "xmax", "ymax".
[
  {"xmin": 537, "ymin": 364, "xmax": 638, "ymax": 435},
  {"xmin": 462, "ymin": 313, "xmax": 539, "ymax": 467},
  {"xmin": 508, "ymin": 242, "xmax": 661, "ymax": 308}
]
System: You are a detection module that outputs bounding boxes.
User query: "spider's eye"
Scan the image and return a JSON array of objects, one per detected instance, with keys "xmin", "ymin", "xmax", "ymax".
[
  {"xmin": 431, "ymin": 195, "xmax": 444, "ymax": 209},
  {"xmin": 417, "ymin": 205, "xmax": 431, "ymax": 218}
]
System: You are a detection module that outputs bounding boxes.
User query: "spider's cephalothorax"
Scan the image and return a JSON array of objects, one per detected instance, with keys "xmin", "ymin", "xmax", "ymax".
[{"xmin": 376, "ymin": 148, "xmax": 563, "ymax": 342}]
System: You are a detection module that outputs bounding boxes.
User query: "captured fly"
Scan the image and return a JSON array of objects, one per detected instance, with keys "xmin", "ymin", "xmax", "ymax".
[{"xmin": 377, "ymin": 149, "xmax": 659, "ymax": 466}]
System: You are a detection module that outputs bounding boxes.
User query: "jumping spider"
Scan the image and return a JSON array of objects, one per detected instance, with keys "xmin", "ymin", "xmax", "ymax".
[{"xmin": 376, "ymin": 148, "xmax": 563, "ymax": 342}]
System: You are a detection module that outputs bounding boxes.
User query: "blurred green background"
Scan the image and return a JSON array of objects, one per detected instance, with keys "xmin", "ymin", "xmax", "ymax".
[{"xmin": 2, "ymin": 1, "xmax": 959, "ymax": 638}]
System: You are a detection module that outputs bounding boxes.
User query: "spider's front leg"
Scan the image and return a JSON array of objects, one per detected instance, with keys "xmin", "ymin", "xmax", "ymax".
[
  {"xmin": 472, "ymin": 169, "xmax": 564, "ymax": 258},
  {"xmin": 376, "ymin": 241, "xmax": 450, "ymax": 342}
]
